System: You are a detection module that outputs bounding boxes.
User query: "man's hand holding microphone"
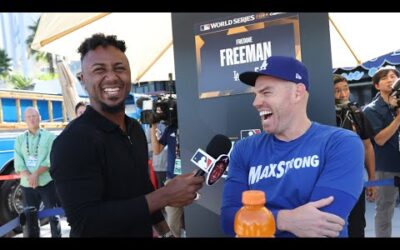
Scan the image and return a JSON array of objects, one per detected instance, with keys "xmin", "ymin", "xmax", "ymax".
[{"xmin": 147, "ymin": 131, "xmax": 232, "ymax": 214}]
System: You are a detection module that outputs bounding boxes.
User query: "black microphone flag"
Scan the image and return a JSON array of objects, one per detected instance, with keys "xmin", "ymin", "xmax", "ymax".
[{"xmin": 192, "ymin": 134, "xmax": 232, "ymax": 185}]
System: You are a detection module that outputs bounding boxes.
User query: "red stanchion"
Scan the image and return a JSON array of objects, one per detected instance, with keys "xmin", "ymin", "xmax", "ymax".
[
  {"xmin": 0, "ymin": 174, "xmax": 20, "ymax": 181},
  {"xmin": 148, "ymin": 159, "xmax": 158, "ymax": 189}
]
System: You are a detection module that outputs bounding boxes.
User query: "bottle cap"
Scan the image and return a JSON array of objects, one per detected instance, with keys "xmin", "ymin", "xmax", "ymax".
[{"xmin": 242, "ymin": 190, "xmax": 266, "ymax": 205}]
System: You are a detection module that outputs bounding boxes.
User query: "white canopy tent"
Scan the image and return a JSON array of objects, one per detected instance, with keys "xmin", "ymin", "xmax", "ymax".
[
  {"xmin": 329, "ymin": 13, "xmax": 400, "ymax": 68},
  {"xmin": 56, "ymin": 60, "xmax": 80, "ymax": 120},
  {"xmin": 32, "ymin": 13, "xmax": 400, "ymax": 77},
  {"xmin": 32, "ymin": 13, "xmax": 174, "ymax": 83}
]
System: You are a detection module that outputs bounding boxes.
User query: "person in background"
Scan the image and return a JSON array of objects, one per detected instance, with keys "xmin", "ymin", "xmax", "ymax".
[
  {"xmin": 221, "ymin": 56, "xmax": 364, "ymax": 237},
  {"xmin": 152, "ymin": 104, "xmax": 168, "ymax": 188},
  {"xmin": 151, "ymin": 100, "xmax": 185, "ymax": 237},
  {"xmin": 362, "ymin": 66, "xmax": 400, "ymax": 237},
  {"xmin": 50, "ymin": 33, "xmax": 204, "ymax": 237},
  {"xmin": 134, "ymin": 96, "xmax": 150, "ymax": 122},
  {"xmin": 75, "ymin": 101, "xmax": 87, "ymax": 118},
  {"xmin": 14, "ymin": 107, "xmax": 61, "ymax": 238},
  {"xmin": 333, "ymin": 74, "xmax": 376, "ymax": 237}
]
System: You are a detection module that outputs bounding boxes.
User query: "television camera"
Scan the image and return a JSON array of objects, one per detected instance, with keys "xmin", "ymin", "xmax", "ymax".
[
  {"xmin": 335, "ymin": 100, "xmax": 363, "ymax": 133},
  {"xmin": 390, "ymin": 78, "xmax": 400, "ymax": 108},
  {"xmin": 140, "ymin": 94, "xmax": 177, "ymax": 126}
]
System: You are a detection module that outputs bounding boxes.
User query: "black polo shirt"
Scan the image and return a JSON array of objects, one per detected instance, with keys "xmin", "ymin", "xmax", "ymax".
[{"xmin": 50, "ymin": 105, "xmax": 163, "ymax": 237}]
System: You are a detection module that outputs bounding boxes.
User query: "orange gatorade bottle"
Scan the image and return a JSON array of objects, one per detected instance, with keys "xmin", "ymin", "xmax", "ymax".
[{"xmin": 234, "ymin": 190, "xmax": 275, "ymax": 237}]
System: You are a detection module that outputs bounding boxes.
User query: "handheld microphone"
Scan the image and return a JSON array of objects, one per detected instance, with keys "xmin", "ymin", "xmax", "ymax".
[{"xmin": 192, "ymin": 134, "xmax": 232, "ymax": 184}]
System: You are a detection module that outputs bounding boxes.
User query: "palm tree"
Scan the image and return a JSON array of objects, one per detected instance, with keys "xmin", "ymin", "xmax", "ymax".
[
  {"xmin": 25, "ymin": 17, "xmax": 55, "ymax": 74},
  {"xmin": 0, "ymin": 49, "xmax": 12, "ymax": 78}
]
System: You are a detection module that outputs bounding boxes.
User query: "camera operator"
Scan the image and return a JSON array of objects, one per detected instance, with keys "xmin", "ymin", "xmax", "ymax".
[
  {"xmin": 151, "ymin": 102, "xmax": 169, "ymax": 188},
  {"xmin": 363, "ymin": 66, "xmax": 400, "ymax": 237},
  {"xmin": 333, "ymin": 74, "xmax": 376, "ymax": 237},
  {"xmin": 149, "ymin": 97, "xmax": 184, "ymax": 237}
]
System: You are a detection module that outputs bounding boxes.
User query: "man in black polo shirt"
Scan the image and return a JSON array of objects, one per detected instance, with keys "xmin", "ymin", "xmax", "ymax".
[
  {"xmin": 333, "ymin": 74, "xmax": 376, "ymax": 237},
  {"xmin": 50, "ymin": 33, "xmax": 204, "ymax": 237}
]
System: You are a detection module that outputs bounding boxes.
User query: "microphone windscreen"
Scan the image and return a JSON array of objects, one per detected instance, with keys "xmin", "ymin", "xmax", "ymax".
[{"xmin": 206, "ymin": 134, "xmax": 232, "ymax": 159}]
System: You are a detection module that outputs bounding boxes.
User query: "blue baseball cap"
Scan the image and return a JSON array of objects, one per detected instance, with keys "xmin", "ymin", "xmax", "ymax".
[{"xmin": 239, "ymin": 56, "xmax": 310, "ymax": 91}]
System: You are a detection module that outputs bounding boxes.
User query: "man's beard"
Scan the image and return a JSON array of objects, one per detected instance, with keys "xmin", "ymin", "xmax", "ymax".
[{"xmin": 100, "ymin": 100, "xmax": 125, "ymax": 114}]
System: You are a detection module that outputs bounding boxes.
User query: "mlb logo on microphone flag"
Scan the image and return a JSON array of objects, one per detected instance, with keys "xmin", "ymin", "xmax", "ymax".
[{"xmin": 191, "ymin": 148, "xmax": 214, "ymax": 172}]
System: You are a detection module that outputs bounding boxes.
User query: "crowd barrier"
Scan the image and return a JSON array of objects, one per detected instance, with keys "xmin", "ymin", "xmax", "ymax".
[
  {"xmin": 0, "ymin": 173, "xmax": 65, "ymax": 237},
  {"xmin": 364, "ymin": 176, "xmax": 400, "ymax": 188},
  {"xmin": 0, "ymin": 206, "xmax": 65, "ymax": 237}
]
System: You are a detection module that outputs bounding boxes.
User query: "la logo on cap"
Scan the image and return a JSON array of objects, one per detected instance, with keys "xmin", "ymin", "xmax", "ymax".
[
  {"xmin": 295, "ymin": 73, "xmax": 302, "ymax": 80},
  {"xmin": 259, "ymin": 60, "xmax": 268, "ymax": 71}
]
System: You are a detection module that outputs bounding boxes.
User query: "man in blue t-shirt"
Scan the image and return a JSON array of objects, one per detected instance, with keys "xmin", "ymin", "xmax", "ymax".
[{"xmin": 221, "ymin": 56, "xmax": 364, "ymax": 237}]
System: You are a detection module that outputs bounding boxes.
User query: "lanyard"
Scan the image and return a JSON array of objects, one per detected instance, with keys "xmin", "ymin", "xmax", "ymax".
[
  {"xmin": 175, "ymin": 128, "xmax": 180, "ymax": 158},
  {"xmin": 26, "ymin": 130, "xmax": 41, "ymax": 157}
]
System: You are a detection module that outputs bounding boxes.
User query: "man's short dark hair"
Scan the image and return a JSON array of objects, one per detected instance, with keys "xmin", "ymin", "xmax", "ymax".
[
  {"xmin": 333, "ymin": 74, "xmax": 347, "ymax": 85},
  {"xmin": 77, "ymin": 33, "xmax": 126, "ymax": 61},
  {"xmin": 372, "ymin": 66, "xmax": 400, "ymax": 85}
]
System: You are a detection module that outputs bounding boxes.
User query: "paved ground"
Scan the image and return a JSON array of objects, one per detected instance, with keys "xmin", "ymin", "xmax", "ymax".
[
  {"xmin": 11, "ymin": 201, "xmax": 400, "ymax": 237},
  {"xmin": 365, "ymin": 200, "xmax": 400, "ymax": 237},
  {"xmin": 13, "ymin": 217, "xmax": 70, "ymax": 238}
]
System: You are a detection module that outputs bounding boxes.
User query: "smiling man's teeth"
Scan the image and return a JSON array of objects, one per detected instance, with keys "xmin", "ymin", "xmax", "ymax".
[
  {"xmin": 259, "ymin": 110, "xmax": 272, "ymax": 117},
  {"xmin": 104, "ymin": 87, "xmax": 120, "ymax": 93}
]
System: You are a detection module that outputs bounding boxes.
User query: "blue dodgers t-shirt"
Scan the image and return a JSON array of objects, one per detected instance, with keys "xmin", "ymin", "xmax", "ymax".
[{"xmin": 221, "ymin": 122, "xmax": 364, "ymax": 237}]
